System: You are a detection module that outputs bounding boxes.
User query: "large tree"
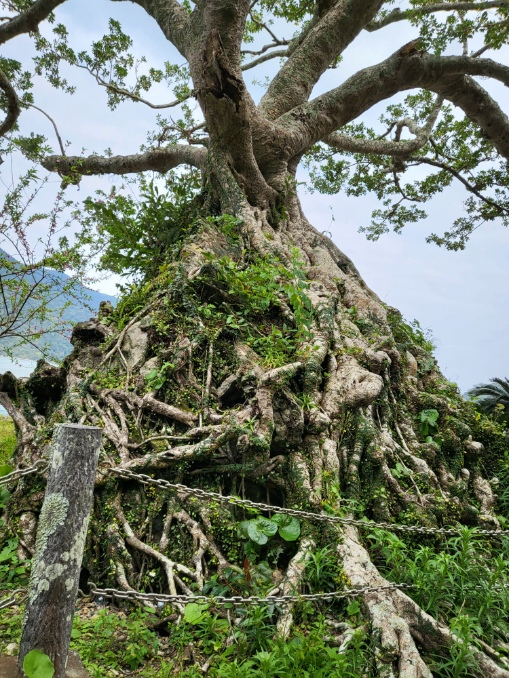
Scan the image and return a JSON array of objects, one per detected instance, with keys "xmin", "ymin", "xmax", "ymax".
[{"xmin": 2, "ymin": 2, "xmax": 509, "ymax": 676}]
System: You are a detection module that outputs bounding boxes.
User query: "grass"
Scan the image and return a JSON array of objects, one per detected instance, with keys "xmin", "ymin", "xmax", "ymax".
[{"xmin": 0, "ymin": 415, "xmax": 16, "ymax": 466}]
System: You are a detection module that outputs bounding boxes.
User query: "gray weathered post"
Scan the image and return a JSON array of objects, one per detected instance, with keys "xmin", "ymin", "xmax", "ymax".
[{"xmin": 17, "ymin": 424, "xmax": 102, "ymax": 678}]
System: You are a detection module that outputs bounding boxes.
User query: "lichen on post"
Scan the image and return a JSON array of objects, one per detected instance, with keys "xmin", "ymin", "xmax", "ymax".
[{"xmin": 17, "ymin": 424, "xmax": 102, "ymax": 678}]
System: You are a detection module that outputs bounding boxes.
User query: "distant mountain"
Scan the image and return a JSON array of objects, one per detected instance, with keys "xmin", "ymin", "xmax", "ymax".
[{"xmin": 0, "ymin": 248, "xmax": 116, "ymax": 361}]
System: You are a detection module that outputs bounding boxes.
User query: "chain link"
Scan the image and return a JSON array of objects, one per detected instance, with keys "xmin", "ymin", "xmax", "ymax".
[
  {"xmin": 0, "ymin": 460, "xmax": 47, "ymax": 487},
  {"xmin": 88, "ymin": 582, "xmax": 414, "ymax": 607},
  {"xmin": 109, "ymin": 467, "xmax": 509, "ymax": 538},
  {"xmin": 0, "ymin": 588, "xmax": 27, "ymax": 610}
]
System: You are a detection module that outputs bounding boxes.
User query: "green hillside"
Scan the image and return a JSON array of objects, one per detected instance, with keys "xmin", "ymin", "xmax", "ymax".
[{"xmin": 0, "ymin": 249, "xmax": 116, "ymax": 361}]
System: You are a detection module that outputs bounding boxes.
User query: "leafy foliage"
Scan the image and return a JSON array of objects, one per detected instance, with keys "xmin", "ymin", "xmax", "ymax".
[
  {"xmin": 467, "ymin": 377, "xmax": 509, "ymax": 425},
  {"xmin": 368, "ymin": 527, "xmax": 509, "ymax": 652},
  {"xmin": 80, "ymin": 173, "xmax": 201, "ymax": 280},
  {"xmin": 239, "ymin": 514, "xmax": 300, "ymax": 545},
  {"xmin": 23, "ymin": 650, "xmax": 54, "ymax": 678},
  {"xmin": 0, "ymin": 416, "xmax": 16, "ymax": 466},
  {"xmin": 306, "ymin": 91, "xmax": 509, "ymax": 249}
]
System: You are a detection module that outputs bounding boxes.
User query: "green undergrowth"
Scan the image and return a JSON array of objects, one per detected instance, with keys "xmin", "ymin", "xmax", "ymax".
[
  {"xmin": 96, "ymin": 238, "xmax": 315, "ymax": 413},
  {"xmin": 367, "ymin": 526, "xmax": 509, "ymax": 674},
  {"xmin": 0, "ymin": 415, "xmax": 16, "ymax": 466},
  {"xmin": 0, "ymin": 602, "xmax": 372, "ymax": 677}
]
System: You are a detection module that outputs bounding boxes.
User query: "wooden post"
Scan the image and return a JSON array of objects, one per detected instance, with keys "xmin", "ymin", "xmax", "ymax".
[{"xmin": 17, "ymin": 424, "xmax": 102, "ymax": 678}]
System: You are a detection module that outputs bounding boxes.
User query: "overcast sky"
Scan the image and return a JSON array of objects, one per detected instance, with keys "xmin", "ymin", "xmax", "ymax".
[{"xmin": 1, "ymin": 0, "xmax": 508, "ymax": 393}]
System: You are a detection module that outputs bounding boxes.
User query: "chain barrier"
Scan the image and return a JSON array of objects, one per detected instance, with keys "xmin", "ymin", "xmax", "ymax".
[
  {"xmin": 2, "ymin": 461, "xmax": 507, "ymax": 538},
  {"xmin": 88, "ymin": 582, "xmax": 414, "ymax": 607},
  {"xmin": 109, "ymin": 467, "xmax": 509, "ymax": 538},
  {"xmin": 0, "ymin": 588, "xmax": 26, "ymax": 610},
  {"xmin": 0, "ymin": 460, "xmax": 47, "ymax": 487}
]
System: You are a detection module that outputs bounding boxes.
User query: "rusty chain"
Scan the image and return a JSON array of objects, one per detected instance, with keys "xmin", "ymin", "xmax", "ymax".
[
  {"xmin": 0, "ymin": 589, "xmax": 26, "ymax": 610},
  {"xmin": 109, "ymin": 467, "xmax": 509, "ymax": 538},
  {"xmin": 88, "ymin": 582, "xmax": 414, "ymax": 607},
  {"xmin": 0, "ymin": 460, "xmax": 47, "ymax": 487}
]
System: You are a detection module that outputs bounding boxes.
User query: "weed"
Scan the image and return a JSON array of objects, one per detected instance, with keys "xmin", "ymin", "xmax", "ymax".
[
  {"xmin": 304, "ymin": 545, "xmax": 342, "ymax": 593},
  {"xmin": 367, "ymin": 527, "xmax": 509, "ymax": 650},
  {"xmin": 71, "ymin": 607, "xmax": 158, "ymax": 676}
]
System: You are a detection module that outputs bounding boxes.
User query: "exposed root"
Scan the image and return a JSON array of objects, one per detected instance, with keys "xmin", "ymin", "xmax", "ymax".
[
  {"xmin": 276, "ymin": 537, "xmax": 315, "ymax": 638},
  {"xmin": 3, "ymin": 201, "xmax": 508, "ymax": 677},
  {"xmin": 339, "ymin": 525, "xmax": 509, "ymax": 678},
  {"xmin": 114, "ymin": 497, "xmax": 196, "ymax": 599}
]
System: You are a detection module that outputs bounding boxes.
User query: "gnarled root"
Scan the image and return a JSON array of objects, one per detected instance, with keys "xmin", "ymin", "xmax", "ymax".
[
  {"xmin": 338, "ymin": 525, "xmax": 509, "ymax": 678},
  {"xmin": 276, "ymin": 536, "xmax": 315, "ymax": 638}
]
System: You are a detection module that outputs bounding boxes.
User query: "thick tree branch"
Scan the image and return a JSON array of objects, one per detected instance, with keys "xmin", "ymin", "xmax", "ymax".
[
  {"xmin": 0, "ymin": 0, "xmax": 67, "ymax": 45},
  {"xmin": 279, "ymin": 52, "xmax": 509, "ymax": 161},
  {"xmin": 259, "ymin": 0, "xmax": 384, "ymax": 120},
  {"xmin": 41, "ymin": 145, "xmax": 207, "ymax": 178},
  {"xmin": 0, "ymin": 68, "xmax": 20, "ymax": 137},
  {"xmin": 325, "ymin": 96, "xmax": 443, "ymax": 157},
  {"xmin": 366, "ymin": 1, "xmax": 509, "ymax": 32}
]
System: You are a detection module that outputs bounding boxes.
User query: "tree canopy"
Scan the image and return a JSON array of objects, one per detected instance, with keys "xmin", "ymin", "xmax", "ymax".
[{"xmin": 2, "ymin": 1, "xmax": 509, "ymax": 250}]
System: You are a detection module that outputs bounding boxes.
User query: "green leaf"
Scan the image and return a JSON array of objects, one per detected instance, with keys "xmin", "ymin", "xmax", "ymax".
[
  {"xmin": 0, "ymin": 465, "xmax": 14, "ymax": 478},
  {"xmin": 244, "ymin": 516, "xmax": 278, "ymax": 545},
  {"xmin": 347, "ymin": 600, "xmax": 360, "ymax": 616},
  {"xmin": 0, "ymin": 541, "xmax": 17, "ymax": 562},
  {"xmin": 184, "ymin": 602, "xmax": 209, "ymax": 624},
  {"xmin": 23, "ymin": 650, "xmax": 55, "ymax": 678},
  {"xmin": 270, "ymin": 514, "xmax": 301, "ymax": 541},
  {"xmin": 420, "ymin": 409, "xmax": 439, "ymax": 426}
]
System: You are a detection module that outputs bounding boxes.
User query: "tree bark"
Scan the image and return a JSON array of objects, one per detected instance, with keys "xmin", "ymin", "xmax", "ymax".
[{"xmin": 17, "ymin": 424, "xmax": 102, "ymax": 678}]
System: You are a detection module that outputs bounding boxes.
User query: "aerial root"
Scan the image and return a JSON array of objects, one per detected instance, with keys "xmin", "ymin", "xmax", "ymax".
[{"xmin": 114, "ymin": 496, "xmax": 196, "ymax": 601}]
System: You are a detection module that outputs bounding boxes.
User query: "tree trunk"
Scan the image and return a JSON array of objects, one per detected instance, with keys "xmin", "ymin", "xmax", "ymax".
[{"xmin": 2, "ymin": 180, "xmax": 509, "ymax": 677}]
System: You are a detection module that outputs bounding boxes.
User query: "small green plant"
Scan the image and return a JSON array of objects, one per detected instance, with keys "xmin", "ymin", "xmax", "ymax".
[
  {"xmin": 387, "ymin": 310, "xmax": 436, "ymax": 354},
  {"xmin": 238, "ymin": 514, "xmax": 300, "ymax": 546},
  {"xmin": 0, "ymin": 537, "xmax": 30, "ymax": 587},
  {"xmin": 304, "ymin": 545, "xmax": 342, "ymax": 593},
  {"xmin": 144, "ymin": 361, "xmax": 175, "ymax": 391},
  {"xmin": 295, "ymin": 393, "xmax": 317, "ymax": 411},
  {"xmin": 23, "ymin": 650, "xmax": 55, "ymax": 678},
  {"xmin": 429, "ymin": 615, "xmax": 481, "ymax": 678},
  {"xmin": 419, "ymin": 408, "xmax": 443, "ymax": 447}
]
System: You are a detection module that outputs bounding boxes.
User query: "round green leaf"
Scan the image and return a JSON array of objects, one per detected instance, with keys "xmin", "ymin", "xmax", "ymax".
[
  {"xmin": 23, "ymin": 650, "xmax": 55, "ymax": 678},
  {"xmin": 246, "ymin": 516, "xmax": 278, "ymax": 545},
  {"xmin": 271, "ymin": 514, "xmax": 301, "ymax": 541},
  {"xmin": 184, "ymin": 602, "xmax": 209, "ymax": 624}
]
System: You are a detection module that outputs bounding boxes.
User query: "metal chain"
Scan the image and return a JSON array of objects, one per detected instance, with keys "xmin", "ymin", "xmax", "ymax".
[
  {"xmin": 0, "ymin": 460, "xmax": 47, "ymax": 487},
  {"xmin": 0, "ymin": 588, "xmax": 27, "ymax": 610},
  {"xmin": 109, "ymin": 467, "xmax": 509, "ymax": 537},
  {"xmin": 89, "ymin": 582, "xmax": 414, "ymax": 607}
]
